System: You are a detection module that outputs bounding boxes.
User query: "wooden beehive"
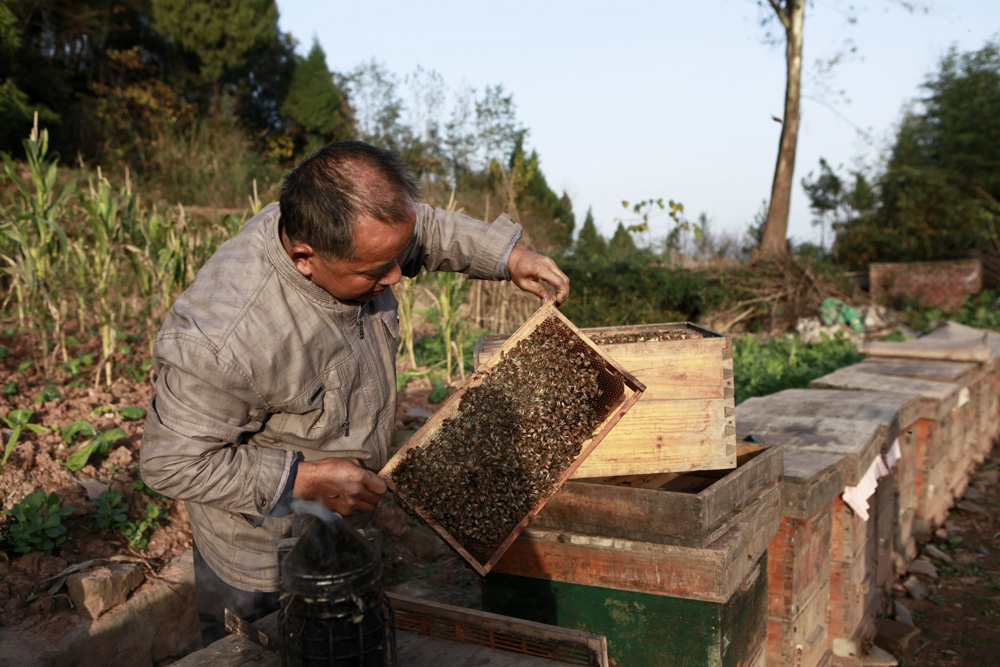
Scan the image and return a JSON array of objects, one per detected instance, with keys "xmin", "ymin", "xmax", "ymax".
[
  {"xmin": 476, "ymin": 321, "xmax": 735, "ymax": 477},
  {"xmin": 380, "ymin": 301, "xmax": 644, "ymax": 576}
]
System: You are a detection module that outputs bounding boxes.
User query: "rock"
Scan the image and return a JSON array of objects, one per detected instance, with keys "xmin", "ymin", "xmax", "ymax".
[
  {"xmin": 973, "ymin": 468, "xmax": 998, "ymax": 485},
  {"xmin": 66, "ymin": 562, "xmax": 145, "ymax": 620},
  {"xmin": 902, "ymin": 575, "xmax": 928, "ymax": 600},
  {"xmin": 894, "ymin": 601, "xmax": 914, "ymax": 626},
  {"xmin": 862, "ymin": 644, "xmax": 899, "ymax": 666},
  {"xmin": 907, "ymin": 559, "xmax": 938, "ymax": 579},
  {"xmin": 934, "ymin": 528, "xmax": 948, "ymax": 540},
  {"xmin": 957, "ymin": 500, "xmax": 988, "ymax": 514},
  {"xmin": 404, "ymin": 407, "xmax": 434, "ymax": 424},
  {"xmin": 911, "ymin": 517, "xmax": 930, "ymax": 539},
  {"xmin": 924, "ymin": 544, "xmax": 954, "ymax": 564},
  {"xmin": 75, "ymin": 477, "xmax": 110, "ymax": 500},
  {"xmin": 406, "ymin": 525, "xmax": 450, "ymax": 560},
  {"xmin": 964, "ymin": 487, "xmax": 983, "ymax": 501},
  {"xmin": 875, "ymin": 618, "xmax": 920, "ymax": 655}
]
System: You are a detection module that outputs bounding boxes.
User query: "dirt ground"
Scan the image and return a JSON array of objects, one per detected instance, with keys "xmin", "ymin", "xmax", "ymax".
[{"xmin": 0, "ymin": 324, "xmax": 997, "ymax": 666}]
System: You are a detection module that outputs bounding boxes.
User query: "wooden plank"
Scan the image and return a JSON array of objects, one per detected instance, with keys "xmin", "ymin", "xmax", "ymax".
[
  {"xmin": 737, "ymin": 387, "xmax": 919, "ymax": 452},
  {"xmin": 391, "ymin": 592, "xmax": 608, "ymax": 666},
  {"xmin": 380, "ymin": 300, "xmax": 645, "ymax": 575},
  {"xmin": 735, "ymin": 411, "xmax": 884, "ymax": 486},
  {"xmin": 476, "ymin": 322, "xmax": 737, "ymax": 477},
  {"xmin": 857, "ymin": 357, "xmax": 980, "ymax": 385},
  {"xmin": 861, "ymin": 337, "xmax": 989, "ymax": 363},
  {"xmin": 533, "ymin": 443, "xmax": 781, "ymax": 546},
  {"xmin": 918, "ymin": 321, "xmax": 1000, "ymax": 369},
  {"xmin": 779, "ymin": 449, "xmax": 845, "ymax": 520},
  {"xmin": 810, "ymin": 366, "xmax": 962, "ymax": 422},
  {"xmin": 492, "ymin": 484, "xmax": 780, "ymax": 603}
]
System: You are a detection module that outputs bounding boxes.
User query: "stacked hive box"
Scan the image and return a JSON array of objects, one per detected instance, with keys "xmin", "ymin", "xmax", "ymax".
[
  {"xmin": 811, "ymin": 365, "xmax": 965, "ymax": 533},
  {"xmin": 850, "ymin": 358, "xmax": 980, "ymax": 530},
  {"xmin": 482, "ymin": 442, "xmax": 781, "ymax": 666},
  {"xmin": 736, "ymin": 389, "xmax": 919, "ymax": 665},
  {"xmin": 763, "ymin": 448, "xmax": 844, "ymax": 667},
  {"xmin": 908, "ymin": 322, "xmax": 1000, "ymax": 462}
]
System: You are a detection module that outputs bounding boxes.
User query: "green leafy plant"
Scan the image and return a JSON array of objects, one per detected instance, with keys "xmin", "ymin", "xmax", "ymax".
[
  {"xmin": 60, "ymin": 419, "xmax": 98, "ymax": 444},
  {"xmin": 60, "ymin": 427, "xmax": 128, "ymax": 472},
  {"xmin": 2, "ymin": 380, "xmax": 17, "ymax": 396},
  {"xmin": 91, "ymin": 489, "xmax": 129, "ymax": 532},
  {"xmin": 63, "ymin": 353, "xmax": 94, "ymax": 377},
  {"xmin": 17, "ymin": 360, "xmax": 34, "ymax": 373},
  {"xmin": 733, "ymin": 332, "xmax": 863, "ymax": 404},
  {"xmin": 89, "ymin": 405, "xmax": 118, "ymax": 416},
  {"xmin": 120, "ymin": 405, "xmax": 146, "ymax": 421},
  {"xmin": 121, "ymin": 502, "xmax": 165, "ymax": 550},
  {"xmin": 428, "ymin": 374, "xmax": 449, "ymax": 403},
  {"xmin": 1, "ymin": 490, "xmax": 75, "ymax": 554},
  {"xmin": 129, "ymin": 469, "xmax": 168, "ymax": 503},
  {"xmin": 32, "ymin": 385, "xmax": 63, "ymax": 403},
  {"xmin": 1, "ymin": 409, "xmax": 48, "ymax": 473}
]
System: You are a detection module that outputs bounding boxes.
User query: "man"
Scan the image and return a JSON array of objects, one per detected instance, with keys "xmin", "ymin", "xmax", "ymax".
[{"xmin": 139, "ymin": 140, "xmax": 569, "ymax": 645}]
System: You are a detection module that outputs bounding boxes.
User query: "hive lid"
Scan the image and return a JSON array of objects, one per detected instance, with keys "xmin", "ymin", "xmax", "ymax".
[{"xmin": 379, "ymin": 300, "xmax": 645, "ymax": 575}]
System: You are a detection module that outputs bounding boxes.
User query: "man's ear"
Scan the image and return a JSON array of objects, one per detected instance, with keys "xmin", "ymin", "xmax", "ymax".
[{"xmin": 288, "ymin": 241, "xmax": 320, "ymax": 279}]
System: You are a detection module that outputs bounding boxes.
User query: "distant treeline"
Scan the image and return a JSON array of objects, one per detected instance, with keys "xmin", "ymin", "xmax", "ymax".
[{"xmin": 0, "ymin": 0, "xmax": 575, "ymax": 252}]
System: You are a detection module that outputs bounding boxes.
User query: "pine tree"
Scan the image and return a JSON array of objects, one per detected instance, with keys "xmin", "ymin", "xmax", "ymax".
[
  {"xmin": 151, "ymin": 0, "xmax": 278, "ymax": 109},
  {"xmin": 608, "ymin": 222, "xmax": 637, "ymax": 259},
  {"xmin": 575, "ymin": 207, "xmax": 607, "ymax": 257},
  {"xmin": 281, "ymin": 39, "xmax": 354, "ymax": 144}
]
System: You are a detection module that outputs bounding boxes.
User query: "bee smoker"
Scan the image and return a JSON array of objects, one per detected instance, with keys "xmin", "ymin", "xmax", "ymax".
[{"xmin": 278, "ymin": 513, "xmax": 395, "ymax": 666}]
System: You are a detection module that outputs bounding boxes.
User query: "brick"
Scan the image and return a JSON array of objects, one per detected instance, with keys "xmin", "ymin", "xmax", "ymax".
[{"xmin": 66, "ymin": 562, "xmax": 145, "ymax": 620}]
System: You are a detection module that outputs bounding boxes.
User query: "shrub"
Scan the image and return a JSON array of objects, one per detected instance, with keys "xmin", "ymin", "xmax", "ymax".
[{"xmin": 1, "ymin": 490, "xmax": 75, "ymax": 554}]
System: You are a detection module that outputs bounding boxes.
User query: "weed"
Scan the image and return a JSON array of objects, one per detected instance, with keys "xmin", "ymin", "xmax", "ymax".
[
  {"xmin": 1, "ymin": 409, "xmax": 48, "ymax": 473},
  {"xmin": 927, "ymin": 593, "xmax": 947, "ymax": 605},
  {"xmin": 60, "ymin": 426, "xmax": 127, "ymax": 472},
  {"xmin": 17, "ymin": 360, "xmax": 34, "ymax": 373},
  {"xmin": 60, "ymin": 419, "xmax": 98, "ymax": 444},
  {"xmin": 1, "ymin": 490, "xmax": 75, "ymax": 554},
  {"xmin": 91, "ymin": 489, "xmax": 129, "ymax": 532},
  {"xmin": 2, "ymin": 380, "xmax": 17, "ymax": 396},
  {"xmin": 119, "ymin": 405, "xmax": 146, "ymax": 421},
  {"xmin": 121, "ymin": 502, "xmax": 166, "ymax": 550},
  {"xmin": 31, "ymin": 385, "xmax": 62, "ymax": 403}
]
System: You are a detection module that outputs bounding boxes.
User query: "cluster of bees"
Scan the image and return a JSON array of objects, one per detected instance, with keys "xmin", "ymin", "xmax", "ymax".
[
  {"xmin": 390, "ymin": 318, "xmax": 616, "ymax": 562},
  {"xmin": 590, "ymin": 328, "xmax": 701, "ymax": 345}
]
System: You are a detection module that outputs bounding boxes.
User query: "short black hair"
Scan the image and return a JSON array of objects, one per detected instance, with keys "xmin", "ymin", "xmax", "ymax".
[{"xmin": 279, "ymin": 140, "xmax": 420, "ymax": 259}]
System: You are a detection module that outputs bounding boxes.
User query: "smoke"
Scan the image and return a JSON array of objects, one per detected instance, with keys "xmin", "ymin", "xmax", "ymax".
[{"xmin": 290, "ymin": 498, "xmax": 341, "ymax": 524}]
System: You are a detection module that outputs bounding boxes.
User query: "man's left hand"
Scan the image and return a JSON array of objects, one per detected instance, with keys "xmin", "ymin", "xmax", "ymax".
[{"xmin": 507, "ymin": 245, "xmax": 570, "ymax": 305}]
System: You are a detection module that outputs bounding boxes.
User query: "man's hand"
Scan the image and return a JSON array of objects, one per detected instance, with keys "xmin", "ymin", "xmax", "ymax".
[
  {"xmin": 293, "ymin": 457, "xmax": 387, "ymax": 515},
  {"xmin": 507, "ymin": 244, "xmax": 570, "ymax": 305}
]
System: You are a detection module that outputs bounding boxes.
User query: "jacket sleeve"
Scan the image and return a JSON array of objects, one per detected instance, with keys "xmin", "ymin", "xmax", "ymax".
[
  {"xmin": 400, "ymin": 203, "xmax": 522, "ymax": 279},
  {"xmin": 139, "ymin": 336, "xmax": 295, "ymax": 525}
]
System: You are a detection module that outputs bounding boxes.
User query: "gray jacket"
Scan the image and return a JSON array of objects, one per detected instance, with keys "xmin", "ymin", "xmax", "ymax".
[{"xmin": 140, "ymin": 201, "xmax": 521, "ymax": 591}]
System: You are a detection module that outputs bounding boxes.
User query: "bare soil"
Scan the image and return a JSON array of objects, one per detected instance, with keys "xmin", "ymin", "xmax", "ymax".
[{"xmin": 0, "ymin": 323, "xmax": 997, "ymax": 667}]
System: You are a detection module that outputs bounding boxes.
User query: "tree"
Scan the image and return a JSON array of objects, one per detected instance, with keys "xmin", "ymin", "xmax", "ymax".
[
  {"xmin": 575, "ymin": 207, "xmax": 608, "ymax": 257},
  {"xmin": 757, "ymin": 0, "xmax": 805, "ymax": 258},
  {"xmin": 281, "ymin": 39, "xmax": 354, "ymax": 146},
  {"xmin": 151, "ymin": 0, "xmax": 279, "ymax": 111},
  {"xmin": 833, "ymin": 40, "xmax": 1000, "ymax": 268},
  {"xmin": 608, "ymin": 222, "xmax": 637, "ymax": 259},
  {"xmin": 756, "ymin": 1, "xmax": 922, "ymax": 258}
]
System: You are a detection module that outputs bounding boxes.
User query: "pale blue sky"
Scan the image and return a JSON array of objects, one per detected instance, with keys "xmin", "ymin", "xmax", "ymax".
[{"xmin": 276, "ymin": 1, "xmax": 999, "ymax": 249}]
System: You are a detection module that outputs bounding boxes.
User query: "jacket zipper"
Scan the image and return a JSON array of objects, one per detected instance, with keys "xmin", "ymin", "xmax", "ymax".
[{"xmin": 357, "ymin": 303, "xmax": 365, "ymax": 339}]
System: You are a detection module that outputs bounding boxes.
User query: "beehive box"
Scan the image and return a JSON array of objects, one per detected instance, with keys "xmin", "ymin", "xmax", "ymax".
[
  {"xmin": 380, "ymin": 301, "xmax": 644, "ymax": 575},
  {"xmin": 530, "ymin": 441, "xmax": 781, "ymax": 547},
  {"xmin": 765, "ymin": 448, "xmax": 843, "ymax": 667},
  {"xmin": 483, "ymin": 444, "xmax": 778, "ymax": 666},
  {"xmin": 475, "ymin": 321, "xmax": 735, "ymax": 477}
]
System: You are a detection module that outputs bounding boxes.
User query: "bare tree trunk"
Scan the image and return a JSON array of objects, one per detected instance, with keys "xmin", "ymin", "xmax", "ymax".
[{"xmin": 760, "ymin": 0, "xmax": 805, "ymax": 258}]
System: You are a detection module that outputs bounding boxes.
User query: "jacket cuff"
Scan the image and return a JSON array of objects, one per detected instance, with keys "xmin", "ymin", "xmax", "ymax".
[{"xmin": 471, "ymin": 214, "xmax": 523, "ymax": 279}]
